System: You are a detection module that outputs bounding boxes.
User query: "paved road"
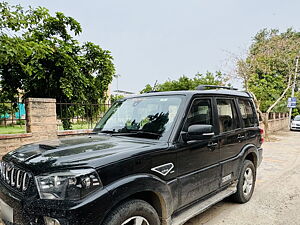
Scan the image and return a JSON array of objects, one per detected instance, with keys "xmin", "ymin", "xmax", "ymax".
[{"xmin": 185, "ymin": 130, "xmax": 300, "ymax": 225}]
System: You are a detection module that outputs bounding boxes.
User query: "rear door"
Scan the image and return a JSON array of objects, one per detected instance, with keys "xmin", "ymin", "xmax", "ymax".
[
  {"xmin": 215, "ymin": 97, "xmax": 245, "ymax": 186},
  {"xmin": 237, "ymin": 98, "xmax": 260, "ymax": 146}
]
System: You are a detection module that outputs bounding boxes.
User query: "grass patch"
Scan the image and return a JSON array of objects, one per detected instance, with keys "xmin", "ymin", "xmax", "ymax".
[
  {"xmin": 0, "ymin": 125, "xmax": 26, "ymax": 134},
  {"xmin": 0, "ymin": 123, "xmax": 97, "ymax": 133}
]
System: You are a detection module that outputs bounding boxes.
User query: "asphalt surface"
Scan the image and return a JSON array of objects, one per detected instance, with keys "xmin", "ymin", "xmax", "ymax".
[{"xmin": 186, "ymin": 130, "xmax": 300, "ymax": 225}]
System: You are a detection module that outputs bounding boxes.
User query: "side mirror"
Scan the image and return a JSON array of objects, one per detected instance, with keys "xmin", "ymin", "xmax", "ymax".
[{"xmin": 185, "ymin": 124, "xmax": 214, "ymax": 141}]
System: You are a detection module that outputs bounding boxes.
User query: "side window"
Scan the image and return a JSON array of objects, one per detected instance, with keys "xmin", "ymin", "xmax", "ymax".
[
  {"xmin": 217, "ymin": 99, "xmax": 239, "ymax": 133},
  {"xmin": 238, "ymin": 99, "xmax": 256, "ymax": 127},
  {"xmin": 183, "ymin": 99, "xmax": 212, "ymax": 131}
]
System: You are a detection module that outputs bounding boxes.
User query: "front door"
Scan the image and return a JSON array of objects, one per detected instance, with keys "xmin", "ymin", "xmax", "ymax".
[{"xmin": 177, "ymin": 98, "xmax": 221, "ymax": 208}]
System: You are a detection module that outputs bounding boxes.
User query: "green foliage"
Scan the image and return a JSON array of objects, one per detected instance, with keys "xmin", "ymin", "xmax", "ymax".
[
  {"xmin": 110, "ymin": 95, "xmax": 124, "ymax": 104},
  {"xmin": 16, "ymin": 120, "xmax": 25, "ymax": 125},
  {"xmin": 291, "ymin": 108, "xmax": 299, "ymax": 118},
  {"xmin": 141, "ymin": 84, "xmax": 153, "ymax": 93},
  {"xmin": 140, "ymin": 72, "xmax": 228, "ymax": 93},
  {"xmin": 238, "ymin": 28, "xmax": 300, "ymax": 112},
  {"xmin": 0, "ymin": 2, "xmax": 115, "ymax": 129}
]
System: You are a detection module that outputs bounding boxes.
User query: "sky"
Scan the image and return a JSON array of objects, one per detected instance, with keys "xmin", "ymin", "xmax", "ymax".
[{"xmin": 7, "ymin": 0, "xmax": 300, "ymax": 93}]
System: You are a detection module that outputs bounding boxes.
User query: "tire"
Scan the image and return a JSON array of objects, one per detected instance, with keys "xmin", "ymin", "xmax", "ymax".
[
  {"xmin": 232, "ymin": 160, "xmax": 256, "ymax": 203},
  {"xmin": 102, "ymin": 199, "xmax": 160, "ymax": 225}
]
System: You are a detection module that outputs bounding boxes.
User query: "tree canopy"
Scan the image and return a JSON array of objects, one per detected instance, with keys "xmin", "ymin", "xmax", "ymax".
[
  {"xmin": 0, "ymin": 2, "xmax": 115, "ymax": 104},
  {"xmin": 140, "ymin": 72, "xmax": 229, "ymax": 93},
  {"xmin": 237, "ymin": 28, "xmax": 300, "ymax": 113}
]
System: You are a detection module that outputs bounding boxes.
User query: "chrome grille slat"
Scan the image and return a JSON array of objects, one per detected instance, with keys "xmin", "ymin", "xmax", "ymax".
[
  {"xmin": 10, "ymin": 168, "xmax": 15, "ymax": 187},
  {"xmin": 16, "ymin": 170, "xmax": 22, "ymax": 189},
  {"xmin": 0, "ymin": 161, "xmax": 31, "ymax": 193}
]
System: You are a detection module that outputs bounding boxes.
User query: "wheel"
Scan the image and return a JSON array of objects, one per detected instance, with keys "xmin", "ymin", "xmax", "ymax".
[
  {"xmin": 102, "ymin": 199, "xmax": 160, "ymax": 225},
  {"xmin": 232, "ymin": 160, "xmax": 256, "ymax": 203}
]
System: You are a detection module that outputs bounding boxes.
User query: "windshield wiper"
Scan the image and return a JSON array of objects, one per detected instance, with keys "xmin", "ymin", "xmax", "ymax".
[
  {"xmin": 112, "ymin": 130, "xmax": 162, "ymax": 139},
  {"xmin": 100, "ymin": 130, "xmax": 118, "ymax": 134},
  {"xmin": 99, "ymin": 129, "xmax": 162, "ymax": 139}
]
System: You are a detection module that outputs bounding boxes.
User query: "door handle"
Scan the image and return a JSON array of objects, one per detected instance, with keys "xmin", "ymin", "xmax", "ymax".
[{"xmin": 208, "ymin": 142, "xmax": 218, "ymax": 150}]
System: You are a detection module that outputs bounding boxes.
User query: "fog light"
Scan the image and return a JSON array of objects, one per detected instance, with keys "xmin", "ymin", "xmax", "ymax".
[{"xmin": 44, "ymin": 217, "xmax": 61, "ymax": 225}]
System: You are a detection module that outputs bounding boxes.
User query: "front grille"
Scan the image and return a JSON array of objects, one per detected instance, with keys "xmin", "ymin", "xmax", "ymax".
[{"xmin": 0, "ymin": 161, "xmax": 31, "ymax": 193}]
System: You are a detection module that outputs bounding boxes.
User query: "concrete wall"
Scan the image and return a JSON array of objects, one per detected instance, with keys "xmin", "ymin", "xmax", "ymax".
[
  {"xmin": 0, "ymin": 98, "xmax": 58, "ymax": 156},
  {"xmin": 0, "ymin": 133, "xmax": 34, "ymax": 157},
  {"xmin": 259, "ymin": 113, "xmax": 289, "ymax": 134}
]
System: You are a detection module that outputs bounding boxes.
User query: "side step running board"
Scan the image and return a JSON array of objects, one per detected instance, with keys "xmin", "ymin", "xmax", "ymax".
[{"xmin": 171, "ymin": 182, "xmax": 237, "ymax": 225}]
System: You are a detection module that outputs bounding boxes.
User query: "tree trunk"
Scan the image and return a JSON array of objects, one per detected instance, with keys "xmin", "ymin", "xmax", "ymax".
[{"xmin": 262, "ymin": 113, "xmax": 269, "ymax": 141}]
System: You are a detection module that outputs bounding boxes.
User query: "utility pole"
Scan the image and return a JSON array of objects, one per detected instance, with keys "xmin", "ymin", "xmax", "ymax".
[
  {"xmin": 289, "ymin": 56, "xmax": 299, "ymax": 127},
  {"xmin": 116, "ymin": 74, "xmax": 120, "ymax": 91}
]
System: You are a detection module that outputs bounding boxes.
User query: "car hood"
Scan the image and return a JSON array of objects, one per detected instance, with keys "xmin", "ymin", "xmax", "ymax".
[
  {"xmin": 3, "ymin": 134, "xmax": 168, "ymax": 175},
  {"xmin": 292, "ymin": 120, "xmax": 300, "ymax": 124}
]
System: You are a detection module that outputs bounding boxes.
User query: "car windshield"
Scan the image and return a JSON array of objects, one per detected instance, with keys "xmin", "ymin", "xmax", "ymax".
[
  {"xmin": 94, "ymin": 96, "xmax": 183, "ymax": 139},
  {"xmin": 294, "ymin": 116, "xmax": 300, "ymax": 121}
]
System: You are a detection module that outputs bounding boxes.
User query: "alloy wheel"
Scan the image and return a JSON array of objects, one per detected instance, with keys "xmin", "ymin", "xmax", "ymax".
[
  {"xmin": 242, "ymin": 167, "xmax": 253, "ymax": 196},
  {"xmin": 121, "ymin": 216, "xmax": 150, "ymax": 225}
]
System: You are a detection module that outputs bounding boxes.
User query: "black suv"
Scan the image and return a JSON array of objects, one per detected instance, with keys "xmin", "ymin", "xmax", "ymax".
[{"xmin": 0, "ymin": 86, "xmax": 263, "ymax": 225}]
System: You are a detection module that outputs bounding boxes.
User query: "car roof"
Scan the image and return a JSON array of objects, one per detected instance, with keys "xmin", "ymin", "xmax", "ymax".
[{"xmin": 126, "ymin": 89, "xmax": 252, "ymax": 99}]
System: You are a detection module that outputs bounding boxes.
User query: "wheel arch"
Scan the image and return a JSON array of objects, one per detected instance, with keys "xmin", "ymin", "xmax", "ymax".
[
  {"xmin": 126, "ymin": 191, "xmax": 167, "ymax": 220},
  {"xmin": 102, "ymin": 174, "xmax": 174, "ymax": 224},
  {"xmin": 244, "ymin": 151, "xmax": 258, "ymax": 168},
  {"xmin": 242, "ymin": 144, "xmax": 259, "ymax": 168}
]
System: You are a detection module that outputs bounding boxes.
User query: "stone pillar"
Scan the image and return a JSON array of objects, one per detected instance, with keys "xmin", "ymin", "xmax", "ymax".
[{"xmin": 25, "ymin": 98, "xmax": 57, "ymax": 141}]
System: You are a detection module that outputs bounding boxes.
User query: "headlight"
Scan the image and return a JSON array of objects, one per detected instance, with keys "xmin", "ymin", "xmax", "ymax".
[{"xmin": 35, "ymin": 168, "xmax": 102, "ymax": 200}]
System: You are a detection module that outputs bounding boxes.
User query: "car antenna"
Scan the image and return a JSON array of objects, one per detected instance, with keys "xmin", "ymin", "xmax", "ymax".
[
  {"xmin": 146, "ymin": 80, "xmax": 159, "ymax": 93},
  {"xmin": 152, "ymin": 80, "xmax": 158, "ymax": 91}
]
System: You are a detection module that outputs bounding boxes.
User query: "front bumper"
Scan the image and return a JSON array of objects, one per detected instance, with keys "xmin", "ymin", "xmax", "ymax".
[
  {"xmin": 0, "ymin": 182, "xmax": 113, "ymax": 225},
  {"xmin": 290, "ymin": 126, "xmax": 300, "ymax": 131}
]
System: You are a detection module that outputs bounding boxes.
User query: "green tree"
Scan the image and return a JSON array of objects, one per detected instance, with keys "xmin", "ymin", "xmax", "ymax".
[
  {"xmin": 0, "ymin": 2, "xmax": 115, "ymax": 129},
  {"xmin": 236, "ymin": 28, "xmax": 300, "ymax": 138},
  {"xmin": 110, "ymin": 94, "xmax": 124, "ymax": 104},
  {"xmin": 140, "ymin": 71, "xmax": 229, "ymax": 93}
]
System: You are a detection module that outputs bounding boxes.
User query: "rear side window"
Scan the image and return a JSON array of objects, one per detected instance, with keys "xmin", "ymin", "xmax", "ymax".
[
  {"xmin": 217, "ymin": 99, "xmax": 239, "ymax": 133},
  {"xmin": 238, "ymin": 99, "xmax": 256, "ymax": 127}
]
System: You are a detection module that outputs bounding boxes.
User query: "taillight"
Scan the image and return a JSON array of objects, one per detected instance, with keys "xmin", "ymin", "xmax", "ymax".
[
  {"xmin": 259, "ymin": 128, "xmax": 264, "ymax": 143},
  {"xmin": 259, "ymin": 128, "xmax": 264, "ymax": 135}
]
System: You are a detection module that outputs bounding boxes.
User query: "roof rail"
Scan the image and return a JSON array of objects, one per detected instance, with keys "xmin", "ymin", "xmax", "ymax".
[{"xmin": 196, "ymin": 85, "xmax": 238, "ymax": 91}]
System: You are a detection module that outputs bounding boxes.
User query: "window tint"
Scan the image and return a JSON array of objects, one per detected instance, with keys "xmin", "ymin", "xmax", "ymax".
[
  {"xmin": 238, "ymin": 99, "xmax": 256, "ymax": 127},
  {"xmin": 184, "ymin": 99, "xmax": 212, "ymax": 131},
  {"xmin": 217, "ymin": 99, "xmax": 239, "ymax": 133}
]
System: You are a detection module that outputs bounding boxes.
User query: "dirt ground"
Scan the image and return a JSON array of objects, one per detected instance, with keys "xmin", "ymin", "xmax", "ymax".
[{"xmin": 185, "ymin": 130, "xmax": 300, "ymax": 225}]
